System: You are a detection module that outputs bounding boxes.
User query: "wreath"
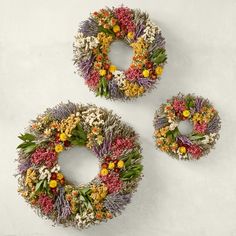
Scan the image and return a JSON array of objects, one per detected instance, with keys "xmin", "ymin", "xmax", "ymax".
[
  {"xmin": 16, "ymin": 102, "xmax": 143, "ymax": 229},
  {"xmin": 154, "ymin": 94, "xmax": 221, "ymax": 160},
  {"xmin": 73, "ymin": 6, "xmax": 167, "ymax": 99}
]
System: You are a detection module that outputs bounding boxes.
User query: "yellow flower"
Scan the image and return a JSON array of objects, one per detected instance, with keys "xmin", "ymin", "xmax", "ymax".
[
  {"xmin": 57, "ymin": 173, "xmax": 64, "ymax": 180},
  {"xmin": 178, "ymin": 146, "xmax": 186, "ymax": 154},
  {"xmin": 113, "ymin": 25, "xmax": 120, "ymax": 33},
  {"xmin": 49, "ymin": 180, "xmax": 57, "ymax": 188},
  {"xmin": 117, "ymin": 160, "xmax": 124, "ymax": 169},
  {"xmin": 183, "ymin": 110, "xmax": 191, "ymax": 118},
  {"xmin": 108, "ymin": 162, "xmax": 115, "ymax": 169},
  {"xmin": 127, "ymin": 32, "xmax": 134, "ymax": 39},
  {"xmin": 25, "ymin": 168, "xmax": 37, "ymax": 188},
  {"xmin": 155, "ymin": 66, "xmax": 163, "ymax": 76},
  {"xmin": 96, "ymin": 135, "xmax": 104, "ymax": 145},
  {"xmin": 55, "ymin": 144, "xmax": 64, "ymax": 153},
  {"xmin": 59, "ymin": 133, "xmax": 67, "ymax": 141},
  {"xmin": 99, "ymin": 69, "xmax": 106, "ymax": 76},
  {"xmin": 109, "ymin": 65, "xmax": 117, "ymax": 73},
  {"xmin": 142, "ymin": 69, "xmax": 150, "ymax": 78},
  {"xmin": 100, "ymin": 168, "xmax": 108, "ymax": 176}
]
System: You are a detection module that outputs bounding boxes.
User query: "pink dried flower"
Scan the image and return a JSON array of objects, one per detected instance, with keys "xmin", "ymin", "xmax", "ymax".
[
  {"xmin": 188, "ymin": 144, "xmax": 202, "ymax": 159},
  {"xmin": 111, "ymin": 137, "xmax": 134, "ymax": 158},
  {"xmin": 37, "ymin": 194, "xmax": 54, "ymax": 215},
  {"xmin": 194, "ymin": 122, "xmax": 207, "ymax": 133},
  {"xmin": 125, "ymin": 68, "xmax": 141, "ymax": 81},
  {"xmin": 100, "ymin": 173, "xmax": 122, "ymax": 193},
  {"xmin": 114, "ymin": 7, "xmax": 135, "ymax": 33},
  {"xmin": 172, "ymin": 99, "xmax": 186, "ymax": 112},
  {"xmin": 86, "ymin": 70, "xmax": 100, "ymax": 89},
  {"xmin": 31, "ymin": 148, "xmax": 57, "ymax": 168}
]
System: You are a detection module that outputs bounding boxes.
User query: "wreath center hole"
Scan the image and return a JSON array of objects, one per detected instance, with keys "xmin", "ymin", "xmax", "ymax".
[
  {"xmin": 108, "ymin": 40, "xmax": 133, "ymax": 70},
  {"xmin": 178, "ymin": 120, "xmax": 193, "ymax": 135},
  {"xmin": 58, "ymin": 146, "xmax": 99, "ymax": 185}
]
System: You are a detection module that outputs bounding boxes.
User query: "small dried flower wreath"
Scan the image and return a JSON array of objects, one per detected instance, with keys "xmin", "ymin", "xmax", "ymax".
[
  {"xmin": 73, "ymin": 6, "xmax": 167, "ymax": 99},
  {"xmin": 154, "ymin": 94, "xmax": 221, "ymax": 160},
  {"xmin": 16, "ymin": 102, "xmax": 143, "ymax": 229}
]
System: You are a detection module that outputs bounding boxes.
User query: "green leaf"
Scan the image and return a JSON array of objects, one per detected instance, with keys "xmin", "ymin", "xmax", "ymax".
[
  {"xmin": 18, "ymin": 133, "xmax": 36, "ymax": 142},
  {"xmin": 98, "ymin": 26, "xmax": 115, "ymax": 37},
  {"xmin": 151, "ymin": 48, "xmax": 167, "ymax": 65},
  {"xmin": 24, "ymin": 143, "xmax": 37, "ymax": 153},
  {"xmin": 35, "ymin": 180, "xmax": 44, "ymax": 192}
]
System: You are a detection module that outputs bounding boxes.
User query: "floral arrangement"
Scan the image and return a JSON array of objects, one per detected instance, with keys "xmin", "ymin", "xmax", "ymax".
[
  {"xmin": 16, "ymin": 102, "xmax": 143, "ymax": 229},
  {"xmin": 154, "ymin": 94, "xmax": 221, "ymax": 160},
  {"xmin": 73, "ymin": 6, "xmax": 167, "ymax": 99}
]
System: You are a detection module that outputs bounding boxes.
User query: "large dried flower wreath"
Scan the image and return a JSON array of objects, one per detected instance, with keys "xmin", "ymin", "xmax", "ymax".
[{"xmin": 16, "ymin": 102, "xmax": 143, "ymax": 229}]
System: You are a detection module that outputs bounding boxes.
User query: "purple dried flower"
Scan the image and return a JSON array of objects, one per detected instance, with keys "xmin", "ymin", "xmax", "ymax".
[
  {"xmin": 54, "ymin": 187, "xmax": 71, "ymax": 222},
  {"xmin": 154, "ymin": 116, "xmax": 168, "ymax": 129},
  {"xmin": 103, "ymin": 193, "xmax": 132, "ymax": 215},
  {"xmin": 137, "ymin": 78, "xmax": 155, "ymax": 89},
  {"xmin": 206, "ymin": 115, "xmax": 221, "ymax": 133},
  {"xmin": 46, "ymin": 101, "xmax": 77, "ymax": 120},
  {"xmin": 177, "ymin": 135, "xmax": 193, "ymax": 146},
  {"xmin": 18, "ymin": 159, "xmax": 31, "ymax": 174},
  {"xmin": 93, "ymin": 132, "xmax": 113, "ymax": 158},
  {"xmin": 148, "ymin": 32, "xmax": 166, "ymax": 52},
  {"xmin": 135, "ymin": 23, "xmax": 145, "ymax": 39},
  {"xmin": 195, "ymin": 97, "xmax": 205, "ymax": 112},
  {"xmin": 78, "ymin": 55, "xmax": 95, "ymax": 80},
  {"xmin": 79, "ymin": 17, "xmax": 99, "ymax": 36},
  {"xmin": 107, "ymin": 80, "xmax": 125, "ymax": 99}
]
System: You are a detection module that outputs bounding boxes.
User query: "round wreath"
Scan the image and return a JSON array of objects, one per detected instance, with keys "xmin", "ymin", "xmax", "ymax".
[
  {"xmin": 16, "ymin": 102, "xmax": 143, "ymax": 229},
  {"xmin": 73, "ymin": 6, "xmax": 167, "ymax": 99},
  {"xmin": 153, "ymin": 94, "xmax": 221, "ymax": 160}
]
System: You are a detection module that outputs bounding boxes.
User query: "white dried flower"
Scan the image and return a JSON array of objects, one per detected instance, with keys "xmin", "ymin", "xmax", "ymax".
[
  {"xmin": 141, "ymin": 19, "xmax": 159, "ymax": 44},
  {"xmin": 169, "ymin": 122, "xmax": 178, "ymax": 131},
  {"xmin": 39, "ymin": 166, "xmax": 51, "ymax": 182},
  {"xmin": 74, "ymin": 32, "xmax": 99, "ymax": 51}
]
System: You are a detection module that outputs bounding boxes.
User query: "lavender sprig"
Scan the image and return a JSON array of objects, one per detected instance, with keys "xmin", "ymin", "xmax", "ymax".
[
  {"xmin": 46, "ymin": 101, "xmax": 77, "ymax": 120},
  {"xmin": 103, "ymin": 193, "xmax": 132, "ymax": 215}
]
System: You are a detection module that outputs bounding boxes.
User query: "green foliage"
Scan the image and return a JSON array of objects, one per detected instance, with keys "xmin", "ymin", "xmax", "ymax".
[
  {"xmin": 97, "ymin": 77, "xmax": 109, "ymax": 98},
  {"xmin": 78, "ymin": 187, "xmax": 92, "ymax": 209},
  {"xmin": 150, "ymin": 48, "xmax": 167, "ymax": 65},
  {"xmin": 98, "ymin": 26, "xmax": 115, "ymax": 37},
  {"xmin": 185, "ymin": 96, "xmax": 195, "ymax": 109},
  {"xmin": 121, "ymin": 149, "xmax": 142, "ymax": 168},
  {"xmin": 69, "ymin": 124, "xmax": 87, "ymax": 146},
  {"xmin": 120, "ymin": 163, "xmax": 143, "ymax": 181},
  {"xmin": 166, "ymin": 128, "xmax": 180, "ymax": 141},
  {"xmin": 190, "ymin": 134, "xmax": 205, "ymax": 141},
  {"xmin": 17, "ymin": 133, "xmax": 37, "ymax": 154}
]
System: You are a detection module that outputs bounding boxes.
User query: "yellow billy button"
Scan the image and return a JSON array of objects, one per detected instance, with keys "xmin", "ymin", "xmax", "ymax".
[
  {"xmin": 117, "ymin": 160, "xmax": 124, "ymax": 169},
  {"xmin": 183, "ymin": 110, "xmax": 191, "ymax": 118},
  {"xmin": 49, "ymin": 180, "xmax": 57, "ymax": 188},
  {"xmin": 57, "ymin": 173, "xmax": 64, "ymax": 180},
  {"xmin": 155, "ymin": 66, "xmax": 163, "ymax": 76},
  {"xmin": 99, "ymin": 69, "xmax": 106, "ymax": 76},
  {"xmin": 108, "ymin": 162, "xmax": 115, "ymax": 169},
  {"xmin": 142, "ymin": 69, "xmax": 150, "ymax": 78},
  {"xmin": 100, "ymin": 168, "xmax": 108, "ymax": 176},
  {"xmin": 55, "ymin": 144, "xmax": 64, "ymax": 153},
  {"xmin": 109, "ymin": 65, "xmax": 117, "ymax": 73},
  {"xmin": 59, "ymin": 133, "xmax": 67, "ymax": 142},
  {"xmin": 127, "ymin": 32, "xmax": 134, "ymax": 39},
  {"xmin": 179, "ymin": 146, "xmax": 187, "ymax": 154},
  {"xmin": 113, "ymin": 25, "xmax": 120, "ymax": 33}
]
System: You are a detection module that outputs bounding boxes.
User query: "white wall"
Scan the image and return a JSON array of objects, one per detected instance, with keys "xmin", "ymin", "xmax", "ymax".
[{"xmin": 1, "ymin": 0, "xmax": 236, "ymax": 235}]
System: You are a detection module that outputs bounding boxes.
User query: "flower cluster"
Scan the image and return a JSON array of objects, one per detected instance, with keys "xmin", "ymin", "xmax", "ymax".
[
  {"xmin": 16, "ymin": 102, "xmax": 143, "ymax": 229},
  {"xmin": 73, "ymin": 6, "xmax": 167, "ymax": 100},
  {"xmin": 154, "ymin": 94, "xmax": 221, "ymax": 160}
]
